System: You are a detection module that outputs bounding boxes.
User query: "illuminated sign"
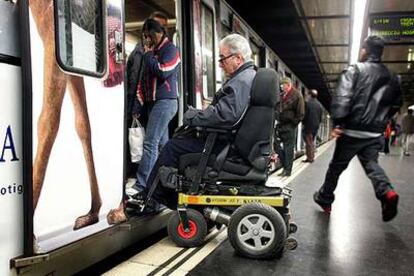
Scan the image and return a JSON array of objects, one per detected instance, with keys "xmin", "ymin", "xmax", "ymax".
[{"xmin": 370, "ymin": 15, "xmax": 414, "ymax": 40}]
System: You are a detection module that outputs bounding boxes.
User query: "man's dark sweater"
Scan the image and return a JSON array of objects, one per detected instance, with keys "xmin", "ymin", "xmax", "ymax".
[{"xmin": 277, "ymin": 87, "xmax": 305, "ymax": 131}]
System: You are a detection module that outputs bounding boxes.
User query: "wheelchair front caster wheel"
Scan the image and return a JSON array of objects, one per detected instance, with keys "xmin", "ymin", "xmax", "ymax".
[
  {"xmin": 289, "ymin": 222, "xmax": 298, "ymax": 234},
  {"xmin": 228, "ymin": 203, "xmax": 287, "ymax": 259},
  {"xmin": 168, "ymin": 208, "xmax": 207, "ymax": 247},
  {"xmin": 285, "ymin": 237, "xmax": 298, "ymax": 250}
]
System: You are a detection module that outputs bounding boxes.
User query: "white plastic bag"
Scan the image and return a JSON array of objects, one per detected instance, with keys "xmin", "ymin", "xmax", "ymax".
[{"xmin": 129, "ymin": 118, "xmax": 145, "ymax": 163}]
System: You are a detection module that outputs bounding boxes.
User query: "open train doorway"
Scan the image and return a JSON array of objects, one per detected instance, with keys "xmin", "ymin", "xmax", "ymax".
[{"xmin": 124, "ymin": 0, "xmax": 183, "ymax": 173}]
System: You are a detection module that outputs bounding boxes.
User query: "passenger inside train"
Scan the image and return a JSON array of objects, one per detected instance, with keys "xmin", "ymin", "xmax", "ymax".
[
  {"xmin": 126, "ymin": 17, "xmax": 180, "ymax": 197},
  {"xmin": 107, "ymin": 8, "xmax": 179, "ymax": 224}
]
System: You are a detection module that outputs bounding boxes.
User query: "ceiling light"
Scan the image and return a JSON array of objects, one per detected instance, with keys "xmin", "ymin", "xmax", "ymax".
[{"xmin": 350, "ymin": 0, "xmax": 368, "ymax": 64}]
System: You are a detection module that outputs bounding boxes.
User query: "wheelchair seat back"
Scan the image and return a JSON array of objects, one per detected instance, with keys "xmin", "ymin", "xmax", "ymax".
[
  {"xmin": 234, "ymin": 68, "xmax": 279, "ymax": 171},
  {"xmin": 178, "ymin": 68, "xmax": 279, "ymax": 185},
  {"xmin": 212, "ymin": 68, "xmax": 279, "ymax": 182}
]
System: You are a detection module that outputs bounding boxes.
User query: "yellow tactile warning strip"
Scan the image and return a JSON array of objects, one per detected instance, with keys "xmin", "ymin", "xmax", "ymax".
[{"xmin": 104, "ymin": 141, "xmax": 334, "ymax": 276}]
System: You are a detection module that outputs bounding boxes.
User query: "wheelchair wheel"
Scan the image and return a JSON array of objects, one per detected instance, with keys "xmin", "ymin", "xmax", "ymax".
[
  {"xmin": 228, "ymin": 203, "xmax": 287, "ymax": 259},
  {"xmin": 168, "ymin": 208, "xmax": 207, "ymax": 248}
]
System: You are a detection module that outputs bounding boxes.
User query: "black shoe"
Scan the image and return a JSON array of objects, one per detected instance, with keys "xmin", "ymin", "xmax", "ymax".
[
  {"xmin": 381, "ymin": 190, "xmax": 399, "ymax": 222},
  {"xmin": 126, "ymin": 195, "xmax": 162, "ymax": 216},
  {"xmin": 313, "ymin": 192, "xmax": 332, "ymax": 214},
  {"xmin": 278, "ymin": 170, "xmax": 291, "ymax": 177},
  {"xmin": 127, "ymin": 191, "xmax": 147, "ymax": 206},
  {"xmin": 302, "ymin": 159, "xmax": 313, "ymax": 163},
  {"xmin": 282, "ymin": 171, "xmax": 292, "ymax": 177}
]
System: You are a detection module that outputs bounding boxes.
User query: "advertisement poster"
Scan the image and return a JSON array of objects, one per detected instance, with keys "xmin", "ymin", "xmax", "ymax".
[
  {"xmin": 0, "ymin": 2, "xmax": 24, "ymax": 275},
  {"xmin": 29, "ymin": 0, "xmax": 124, "ymax": 252},
  {"xmin": 0, "ymin": 64, "xmax": 24, "ymax": 276}
]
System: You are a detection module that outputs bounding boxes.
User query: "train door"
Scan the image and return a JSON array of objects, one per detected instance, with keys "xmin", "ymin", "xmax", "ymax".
[
  {"xmin": 124, "ymin": 0, "xmax": 183, "ymax": 125},
  {"xmin": 200, "ymin": 1, "xmax": 217, "ymax": 108},
  {"xmin": 0, "ymin": 1, "xmax": 24, "ymax": 275},
  {"xmin": 190, "ymin": 0, "xmax": 219, "ymax": 109},
  {"xmin": 20, "ymin": 0, "xmax": 125, "ymax": 255},
  {"xmin": 124, "ymin": 0, "xmax": 183, "ymax": 176}
]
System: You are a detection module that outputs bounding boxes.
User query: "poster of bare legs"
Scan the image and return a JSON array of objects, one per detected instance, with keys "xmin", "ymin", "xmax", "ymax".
[{"xmin": 29, "ymin": 0, "xmax": 124, "ymax": 253}]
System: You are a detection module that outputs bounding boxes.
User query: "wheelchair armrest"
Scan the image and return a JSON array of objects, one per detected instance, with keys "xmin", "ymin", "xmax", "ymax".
[{"xmin": 196, "ymin": 126, "xmax": 236, "ymax": 135}]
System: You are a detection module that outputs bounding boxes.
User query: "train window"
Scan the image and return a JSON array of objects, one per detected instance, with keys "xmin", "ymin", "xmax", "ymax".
[
  {"xmin": 250, "ymin": 40, "xmax": 260, "ymax": 67},
  {"xmin": 201, "ymin": 3, "xmax": 216, "ymax": 99},
  {"xmin": 0, "ymin": 1, "xmax": 20, "ymax": 58},
  {"xmin": 54, "ymin": 0, "xmax": 106, "ymax": 77},
  {"xmin": 221, "ymin": 24, "xmax": 231, "ymax": 37},
  {"xmin": 285, "ymin": 71, "xmax": 292, "ymax": 78}
]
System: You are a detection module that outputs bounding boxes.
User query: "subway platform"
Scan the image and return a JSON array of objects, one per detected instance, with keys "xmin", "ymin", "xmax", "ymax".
[{"xmin": 90, "ymin": 141, "xmax": 414, "ymax": 276}]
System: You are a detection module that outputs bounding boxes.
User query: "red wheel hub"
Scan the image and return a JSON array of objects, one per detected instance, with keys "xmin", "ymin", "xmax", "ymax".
[{"xmin": 177, "ymin": 220, "xmax": 197, "ymax": 239}]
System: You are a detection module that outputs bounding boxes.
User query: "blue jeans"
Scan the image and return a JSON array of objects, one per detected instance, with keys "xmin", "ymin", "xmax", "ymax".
[{"xmin": 133, "ymin": 99, "xmax": 177, "ymax": 191}]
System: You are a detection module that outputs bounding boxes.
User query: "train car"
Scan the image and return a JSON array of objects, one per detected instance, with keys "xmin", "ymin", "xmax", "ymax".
[
  {"xmin": 0, "ymin": 0, "xmax": 330, "ymax": 275},
  {"xmin": 0, "ymin": 1, "xmax": 24, "ymax": 276}
]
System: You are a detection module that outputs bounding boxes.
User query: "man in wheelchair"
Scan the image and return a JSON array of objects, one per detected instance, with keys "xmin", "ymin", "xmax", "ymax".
[
  {"xmin": 128, "ymin": 33, "xmax": 296, "ymax": 259},
  {"xmin": 128, "ymin": 33, "xmax": 258, "ymax": 208}
]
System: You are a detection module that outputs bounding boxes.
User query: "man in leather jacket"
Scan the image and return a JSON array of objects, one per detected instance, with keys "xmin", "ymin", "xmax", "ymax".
[
  {"xmin": 314, "ymin": 36, "xmax": 402, "ymax": 222},
  {"xmin": 128, "ymin": 34, "xmax": 256, "ymax": 209}
]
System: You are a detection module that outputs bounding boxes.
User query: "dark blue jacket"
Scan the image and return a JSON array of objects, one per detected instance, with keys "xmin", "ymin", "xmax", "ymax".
[{"xmin": 140, "ymin": 37, "xmax": 181, "ymax": 103}]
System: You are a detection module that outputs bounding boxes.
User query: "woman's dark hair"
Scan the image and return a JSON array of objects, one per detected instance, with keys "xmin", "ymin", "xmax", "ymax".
[
  {"xmin": 362, "ymin": 35, "xmax": 385, "ymax": 58},
  {"xmin": 142, "ymin": 18, "xmax": 165, "ymax": 36},
  {"xmin": 150, "ymin": 11, "xmax": 169, "ymax": 24}
]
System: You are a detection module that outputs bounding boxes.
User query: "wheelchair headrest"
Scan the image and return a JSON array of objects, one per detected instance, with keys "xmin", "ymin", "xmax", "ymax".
[{"xmin": 250, "ymin": 68, "xmax": 278, "ymax": 108}]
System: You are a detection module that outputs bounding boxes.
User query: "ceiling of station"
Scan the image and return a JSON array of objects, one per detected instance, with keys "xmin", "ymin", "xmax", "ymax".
[
  {"xmin": 226, "ymin": 0, "xmax": 332, "ymax": 109},
  {"xmin": 295, "ymin": 0, "xmax": 352, "ymax": 99},
  {"xmin": 369, "ymin": 0, "xmax": 414, "ymax": 13},
  {"xmin": 300, "ymin": 0, "xmax": 351, "ymax": 16}
]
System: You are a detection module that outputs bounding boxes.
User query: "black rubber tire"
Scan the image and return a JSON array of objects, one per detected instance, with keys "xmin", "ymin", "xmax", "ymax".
[
  {"xmin": 228, "ymin": 203, "xmax": 287, "ymax": 259},
  {"xmin": 168, "ymin": 208, "xmax": 207, "ymax": 247}
]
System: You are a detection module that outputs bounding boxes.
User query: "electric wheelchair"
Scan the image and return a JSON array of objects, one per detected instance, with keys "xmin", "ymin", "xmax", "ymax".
[{"xmin": 142, "ymin": 68, "xmax": 297, "ymax": 259}]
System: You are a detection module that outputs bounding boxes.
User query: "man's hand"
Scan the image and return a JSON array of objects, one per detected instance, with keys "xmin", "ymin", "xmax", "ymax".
[
  {"xmin": 330, "ymin": 127, "xmax": 343, "ymax": 139},
  {"xmin": 132, "ymin": 113, "xmax": 141, "ymax": 123},
  {"xmin": 144, "ymin": 45, "xmax": 154, "ymax": 53}
]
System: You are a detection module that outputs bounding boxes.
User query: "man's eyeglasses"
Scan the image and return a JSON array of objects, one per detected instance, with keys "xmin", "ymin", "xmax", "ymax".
[{"xmin": 218, "ymin": 54, "xmax": 234, "ymax": 64}]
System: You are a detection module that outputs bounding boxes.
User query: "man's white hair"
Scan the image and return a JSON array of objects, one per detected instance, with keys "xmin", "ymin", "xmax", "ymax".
[{"xmin": 220, "ymin": 34, "xmax": 252, "ymax": 62}]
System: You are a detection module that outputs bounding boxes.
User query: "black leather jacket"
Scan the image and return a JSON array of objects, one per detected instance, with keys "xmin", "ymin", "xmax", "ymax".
[{"xmin": 331, "ymin": 56, "xmax": 402, "ymax": 133}]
